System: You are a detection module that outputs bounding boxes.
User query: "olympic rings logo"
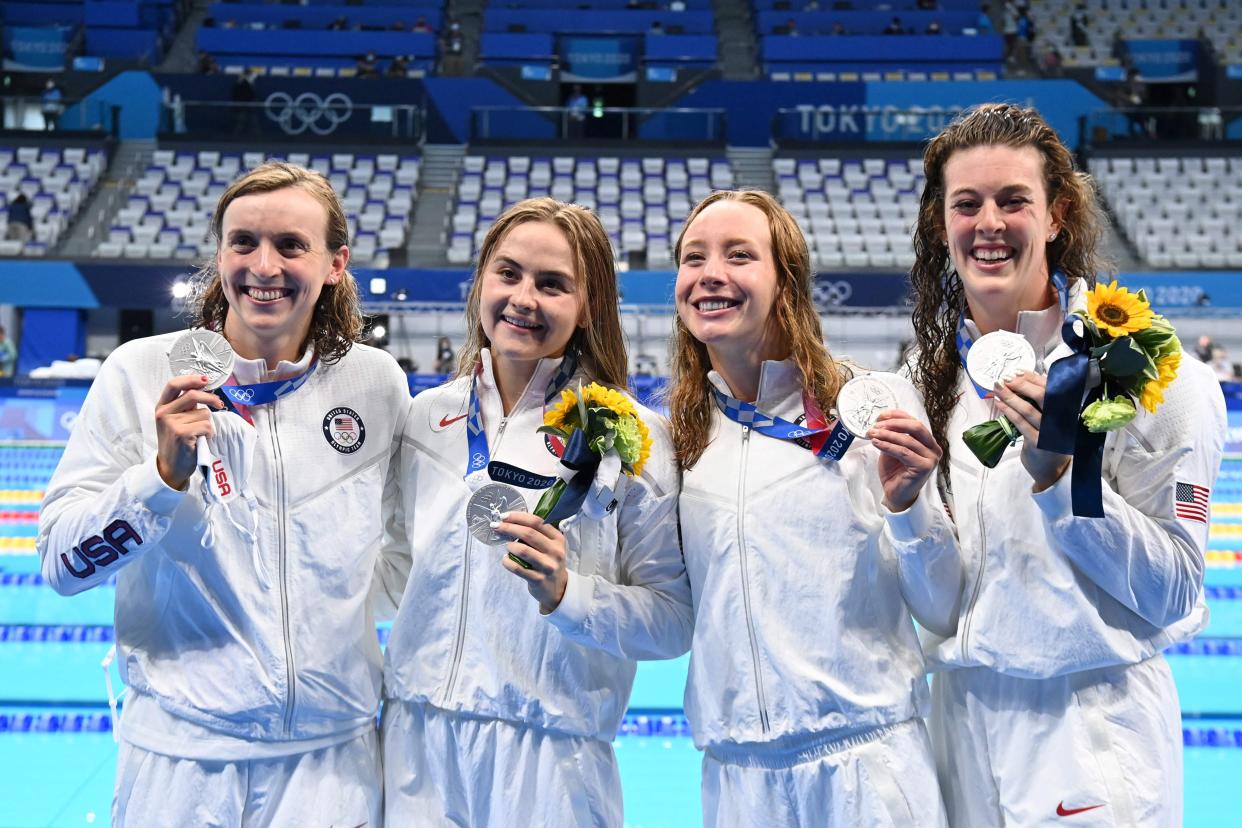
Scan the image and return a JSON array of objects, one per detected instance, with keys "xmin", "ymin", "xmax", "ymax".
[
  {"xmin": 334, "ymin": 430, "xmax": 358, "ymax": 444},
  {"xmin": 264, "ymin": 92, "xmax": 353, "ymax": 136},
  {"xmin": 811, "ymin": 279, "xmax": 853, "ymax": 311},
  {"xmin": 471, "ymin": 452, "xmax": 487, "ymax": 468},
  {"xmin": 232, "ymin": 388, "xmax": 256, "ymax": 403}
]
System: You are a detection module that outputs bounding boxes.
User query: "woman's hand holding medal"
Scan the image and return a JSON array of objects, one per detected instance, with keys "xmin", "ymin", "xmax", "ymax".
[
  {"xmin": 989, "ymin": 371, "xmax": 1071, "ymax": 492},
  {"xmin": 155, "ymin": 374, "xmax": 225, "ymax": 490},
  {"xmin": 869, "ymin": 410, "xmax": 943, "ymax": 513},
  {"xmin": 496, "ymin": 511, "xmax": 569, "ymax": 614}
]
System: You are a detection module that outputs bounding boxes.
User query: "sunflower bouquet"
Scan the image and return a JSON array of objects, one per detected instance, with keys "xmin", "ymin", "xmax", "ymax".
[
  {"xmin": 963, "ymin": 280, "xmax": 1181, "ymax": 469},
  {"xmin": 533, "ymin": 381, "xmax": 651, "ymax": 526}
]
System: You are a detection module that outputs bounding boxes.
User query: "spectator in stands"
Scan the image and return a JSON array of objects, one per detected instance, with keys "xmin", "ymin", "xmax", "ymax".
[
  {"xmin": 1210, "ymin": 345, "xmax": 1235, "ymax": 381},
  {"xmin": 197, "ymin": 50, "xmax": 219, "ymax": 74},
  {"xmin": 376, "ymin": 197, "xmax": 691, "ymax": 827},
  {"xmin": 37, "ymin": 161, "xmax": 411, "ymax": 828},
  {"xmin": 328, "ymin": 15, "xmax": 349, "ymax": 30},
  {"xmin": 783, "ymin": 17, "xmax": 799, "ymax": 36},
  {"xmin": 1040, "ymin": 44, "xmax": 1064, "ymax": 76},
  {"xmin": 6, "ymin": 194, "xmax": 33, "ymax": 242},
  {"xmin": 927, "ymin": 19, "xmax": 942, "ymax": 35},
  {"xmin": 884, "ymin": 16, "xmax": 904, "ymax": 35},
  {"xmin": 802, "ymin": 0, "xmax": 819, "ymax": 10},
  {"xmin": 230, "ymin": 70, "xmax": 258, "ymax": 134},
  {"xmin": 566, "ymin": 84, "xmax": 589, "ymax": 138},
  {"xmin": 1195, "ymin": 334, "xmax": 1215, "ymax": 363},
  {"xmin": 917, "ymin": 0, "xmax": 938, "ymax": 9},
  {"xmin": 356, "ymin": 50, "xmax": 380, "ymax": 78},
  {"xmin": 40, "ymin": 80, "xmax": 64, "ymax": 131},
  {"xmin": 0, "ymin": 325, "xmax": 15, "ymax": 377},
  {"xmin": 906, "ymin": 101, "xmax": 1224, "ymax": 828},
  {"xmin": 412, "ymin": 15, "xmax": 433, "ymax": 33},
  {"xmin": 668, "ymin": 0, "xmax": 687, "ymax": 12},
  {"xmin": 387, "ymin": 55, "xmax": 411, "ymax": 78},
  {"xmin": 650, "ymin": 19, "xmax": 665, "ymax": 35},
  {"xmin": 831, "ymin": 20, "xmax": 846, "ymax": 35},
  {"xmin": 667, "ymin": 189, "xmax": 956, "ymax": 826},
  {"xmin": 433, "ymin": 336, "xmax": 455, "ymax": 373},
  {"xmin": 1001, "ymin": 0, "xmax": 1019, "ymax": 59},
  {"xmin": 1070, "ymin": 3, "xmax": 1090, "ymax": 47},
  {"xmin": 975, "ymin": 3, "xmax": 993, "ymax": 34},
  {"xmin": 1116, "ymin": 68, "xmax": 1153, "ymax": 137}
]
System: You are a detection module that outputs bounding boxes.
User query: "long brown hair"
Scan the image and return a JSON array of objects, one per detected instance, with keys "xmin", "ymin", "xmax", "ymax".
[
  {"xmin": 668, "ymin": 190, "xmax": 849, "ymax": 469},
  {"xmin": 909, "ymin": 103, "xmax": 1108, "ymax": 474},
  {"xmin": 457, "ymin": 197, "xmax": 628, "ymax": 388},
  {"xmin": 188, "ymin": 161, "xmax": 362, "ymax": 364}
]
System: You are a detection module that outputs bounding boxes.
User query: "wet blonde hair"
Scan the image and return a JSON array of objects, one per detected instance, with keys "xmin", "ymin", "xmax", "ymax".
[
  {"xmin": 457, "ymin": 197, "xmax": 628, "ymax": 388},
  {"xmin": 667, "ymin": 189, "xmax": 850, "ymax": 469},
  {"xmin": 908, "ymin": 103, "xmax": 1109, "ymax": 474},
  {"xmin": 189, "ymin": 161, "xmax": 362, "ymax": 364}
]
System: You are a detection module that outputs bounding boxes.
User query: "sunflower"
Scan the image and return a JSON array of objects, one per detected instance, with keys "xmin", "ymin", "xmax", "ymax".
[
  {"xmin": 543, "ymin": 382, "xmax": 651, "ymax": 476},
  {"xmin": 1087, "ymin": 281, "xmax": 1155, "ymax": 338},
  {"xmin": 1138, "ymin": 379, "xmax": 1165, "ymax": 414},
  {"xmin": 1153, "ymin": 351, "xmax": 1180, "ymax": 391}
]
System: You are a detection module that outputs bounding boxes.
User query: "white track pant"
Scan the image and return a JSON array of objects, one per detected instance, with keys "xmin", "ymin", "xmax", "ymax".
[
  {"xmin": 931, "ymin": 655, "xmax": 1183, "ymax": 827},
  {"xmin": 113, "ymin": 728, "xmax": 381, "ymax": 828},
  {"xmin": 381, "ymin": 699, "xmax": 623, "ymax": 827},
  {"xmin": 701, "ymin": 718, "xmax": 948, "ymax": 828}
]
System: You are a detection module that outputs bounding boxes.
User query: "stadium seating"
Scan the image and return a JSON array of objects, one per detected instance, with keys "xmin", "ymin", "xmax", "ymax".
[
  {"xmin": 0, "ymin": 146, "xmax": 107, "ymax": 256},
  {"xmin": 448, "ymin": 154, "xmax": 734, "ymax": 266},
  {"xmin": 1028, "ymin": 0, "xmax": 1241, "ymax": 68},
  {"xmin": 94, "ymin": 150, "xmax": 419, "ymax": 265},
  {"xmin": 774, "ymin": 155, "xmax": 923, "ymax": 270},
  {"xmin": 1091, "ymin": 154, "xmax": 1242, "ymax": 269}
]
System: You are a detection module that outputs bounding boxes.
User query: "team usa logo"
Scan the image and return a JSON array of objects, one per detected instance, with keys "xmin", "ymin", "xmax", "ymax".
[{"xmin": 323, "ymin": 407, "xmax": 366, "ymax": 454}]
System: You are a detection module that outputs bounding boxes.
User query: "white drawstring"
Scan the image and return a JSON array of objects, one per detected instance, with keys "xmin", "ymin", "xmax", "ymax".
[{"xmin": 101, "ymin": 645, "xmax": 124, "ymax": 744}]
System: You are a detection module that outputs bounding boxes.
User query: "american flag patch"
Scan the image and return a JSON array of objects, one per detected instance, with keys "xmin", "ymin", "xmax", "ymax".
[
  {"xmin": 334, "ymin": 417, "xmax": 353, "ymax": 431},
  {"xmin": 1175, "ymin": 481, "xmax": 1210, "ymax": 523}
]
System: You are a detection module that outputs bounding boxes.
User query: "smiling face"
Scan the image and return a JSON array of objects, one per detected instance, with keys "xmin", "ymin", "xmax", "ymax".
[
  {"xmin": 942, "ymin": 143, "xmax": 1063, "ymax": 331},
  {"xmin": 675, "ymin": 199, "xmax": 782, "ymax": 366},
  {"xmin": 217, "ymin": 185, "xmax": 348, "ymax": 364},
  {"xmin": 479, "ymin": 220, "xmax": 584, "ymax": 377}
]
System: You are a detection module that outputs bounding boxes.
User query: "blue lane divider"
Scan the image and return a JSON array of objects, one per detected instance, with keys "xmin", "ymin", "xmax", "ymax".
[
  {"xmin": 0, "ymin": 573, "xmax": 117, "ymax": 587},
  {"xmin": 1183, "ymin": 727, "xmax": 1242, "ymax": 747},
  {"xmin": 0, "ymin": 712, "xmax": 113, "ymax": 733},
  {"xmin": 0, "ymin": 623, "xmax": 393, "ymax": 646},
  {"xmin": 1165, "ymin": 638, "xmax": 1242, "ymax": 656}
]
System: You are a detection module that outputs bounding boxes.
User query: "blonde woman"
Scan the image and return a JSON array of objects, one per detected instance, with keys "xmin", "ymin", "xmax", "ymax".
[
  {"xmin": 375, "ymin": 197, "xmax": 691, "ymax": 826},
  {"xmin": 38, "ymin": 162, "xmax": 411, "ymax": 825},
  {"xmin": 668, "ymin": 190, "xmax": 959, "ymax": 826}
]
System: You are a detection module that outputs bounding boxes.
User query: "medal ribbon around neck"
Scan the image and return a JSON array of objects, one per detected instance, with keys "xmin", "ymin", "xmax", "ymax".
[
  {"xmin": 956, "ymin": 270, "xmax": 1069, "ymax": 399},
  {"xmin": 711, "ymin": 386, "xmax": 854, "ymax": 461},
  {"xmin": 216, "ymin": 363, "xmax": 318, "ymax": 425},
  {"xmin": 464, "ymin": 350, "xmax": 579, "ymax": 480}
]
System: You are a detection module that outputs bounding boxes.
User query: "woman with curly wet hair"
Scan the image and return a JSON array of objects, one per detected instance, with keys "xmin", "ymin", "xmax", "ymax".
[{"xmin": 904, "ymin": 103, "xmax": 1225, "ymax": 826}]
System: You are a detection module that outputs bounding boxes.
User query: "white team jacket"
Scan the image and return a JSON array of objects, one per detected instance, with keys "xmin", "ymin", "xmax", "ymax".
[
  {"xmin": 679, "ymin": 359, "xmax": 962, "ymax": 752},
  {"xmin": 374, "ymin": 350, "xmax": 693, "ymax": 742},
  {"xmin": 37, "ymin": 332, "xmax": 411, "ymax": 750},
  {"xmin": 904, "ymin": 294, "xmax": 1227, "ymax": 679}
]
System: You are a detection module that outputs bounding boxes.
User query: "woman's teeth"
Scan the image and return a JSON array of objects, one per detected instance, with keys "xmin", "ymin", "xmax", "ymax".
[
  {"xmin": 973, "ymin": 248, "xmax": 1013, "ymax": 262},
  {"xmin": 504, "ymin": 316, "xmax": 540, "ymax": 329},
  {"xmin": 697, "ymin": 299, "xmax": 737, "ymax": 311},
  {"xmin": 246, "ymin": 288, "xmax": 288, "ymax": 301}
]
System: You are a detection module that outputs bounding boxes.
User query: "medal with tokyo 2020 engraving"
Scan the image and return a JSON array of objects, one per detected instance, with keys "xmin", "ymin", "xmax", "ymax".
[
  {"xmin": 965, "ymin": 330, "xmax": 1037, "ymax": 391},
  {"xmin": 169, "ymin": 330, "xmax": 235, "ymax": 390},
  {"xmin": 465, "ymin": 482, "xmax": 529, "ymax": 546}
]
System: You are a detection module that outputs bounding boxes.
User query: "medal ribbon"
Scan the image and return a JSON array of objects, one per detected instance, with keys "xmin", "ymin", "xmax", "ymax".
[
  {"xmin": 215, "ymin": 363, "xmax": 318, "ymax": 425},
  {"xmin": 711, "ymin": 387, "xmax": 853, "ymax": 461},
  {"xmin": 1038, "ymin": 317, "xmax": 1107, "ymax": 518},
  {"xmin": 464, "ymin": 350, "xmax": 578, "ymax": 479},
  {"xmin": 956, "ymin": 271, "xmax": 1069, "ymax": 398}
]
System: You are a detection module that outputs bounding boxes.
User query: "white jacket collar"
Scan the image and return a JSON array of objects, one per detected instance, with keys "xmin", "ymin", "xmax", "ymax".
[
  {"xmin": 477, "ymin": 348, "xmax": 573, "ymax": 412},
  {"xmin": 708, "ymin": 358, "xmax": 803, "ymax": 416},
  {"xmin": 230, "ymin": 346, "xmax": 314, "ymax": 385}
]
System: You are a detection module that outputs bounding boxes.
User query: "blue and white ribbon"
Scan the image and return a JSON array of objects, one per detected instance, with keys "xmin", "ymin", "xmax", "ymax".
[{"xmin": 711, "ymin": 387, "xmax": 853, "ymax": 461}]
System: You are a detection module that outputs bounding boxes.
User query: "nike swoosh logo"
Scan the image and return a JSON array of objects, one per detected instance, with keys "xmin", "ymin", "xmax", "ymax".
[
  {"xmin": 439, "ymin": 413, "xmax": 467, "ymax": 428},
  {"xmin": 1057, "ymin": 802, "xmax": 1105, "ymax": 817}
]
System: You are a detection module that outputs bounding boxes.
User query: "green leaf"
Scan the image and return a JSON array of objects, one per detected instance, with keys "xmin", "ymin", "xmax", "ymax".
[
  {"xmin": 536, "ymin": 425, "xmax": 571, "ymax": 439},
  {"xmin": 1092, "ymin": 336, "xmax": 1154, "ymax": 380},
  {"xmin": 533, "ymin": 478, "xmax": 566, "ymax": 520},
  {"xmin": 962, "ymin": 416, "xmax": 1020, "ymax": 469}
]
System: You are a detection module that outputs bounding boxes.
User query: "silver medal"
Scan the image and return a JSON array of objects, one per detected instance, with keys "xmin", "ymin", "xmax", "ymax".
[
  {"xmin": 169, "ymin": 329, "xmax": 235, "ymax": 390},
  {"xmin": 966, "ymin": 331, "xmax": 1036, "ymax": 390},
  {"xmin": 465, "ymin": 482, "xmax": 528, "ymax": 545},
  {"xmin": 836, "ymin": 374, "xmax": 900, "ymax": 438}
]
